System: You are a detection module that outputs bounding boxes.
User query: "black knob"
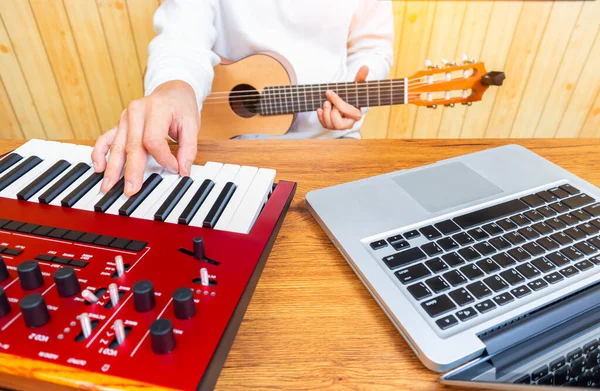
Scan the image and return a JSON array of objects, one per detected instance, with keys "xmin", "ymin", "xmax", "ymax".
[
  {"xmin": 17, "ymin": 260, "xmax": 44, "ymax": 290},
  {"xmin": 133, "ymin": 280, "xmax": 156, "ymax": 312},
  {"xmin": 0, "ymin": 287, "xmax": 11, "ymax": 318},
  {"xmin": 54, "ymin": 267, "xmax": 80, "ymax": 297},
  {"xmin": 0, "ymin": 256, "xmax": 8, "ymax": 282},
  {"xmin": 20, "ymin": 294, "xmax": 50, "ymax": 328},
  {"xmin": 173, "ymin": 287, "xmax": 195, "ymax": 320},
  {"xmin": 150, "ymin": 318, "xmax": 176, "ymax": 354},
  {"xmin": 481, "ymin": 71, "xmax": 506, "ymax": 87},
  {"xmin": 193, "ymin": 237, "xmax": 205, "ymax": 259}
]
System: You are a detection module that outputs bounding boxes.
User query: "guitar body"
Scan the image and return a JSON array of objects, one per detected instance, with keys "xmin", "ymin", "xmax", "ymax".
[{"xmin": 200, "ymin": 53, "xmax": 296, "ymax": 139}]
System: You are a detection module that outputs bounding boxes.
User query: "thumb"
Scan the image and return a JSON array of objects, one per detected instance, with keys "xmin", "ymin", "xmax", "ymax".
[{"xmin": 354, "ymin": 65, "xmax": 369, "ymax": 82}]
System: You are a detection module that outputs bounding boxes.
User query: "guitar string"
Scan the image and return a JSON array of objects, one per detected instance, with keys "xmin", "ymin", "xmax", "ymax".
[{"xmin": 201, "ymin": 93, "xmax": 424, "ymax": 107}]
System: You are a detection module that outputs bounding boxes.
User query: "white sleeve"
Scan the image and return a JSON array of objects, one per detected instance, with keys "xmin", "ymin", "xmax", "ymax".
[
  {"xmin": 345, "ymin": 0, "xmax": 394, "ymax": 82},
  {"xmin": 144, "ymin": 0, "xmax": 220, "ymax": 110}
]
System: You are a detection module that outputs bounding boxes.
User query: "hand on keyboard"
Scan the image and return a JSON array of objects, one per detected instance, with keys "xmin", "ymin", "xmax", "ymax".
[{"xmin": 91, "ymin": 80, "xmax": 200, "ymax": 197}]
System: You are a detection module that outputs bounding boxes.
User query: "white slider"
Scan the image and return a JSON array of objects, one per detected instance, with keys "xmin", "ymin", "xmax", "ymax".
[
  {"xmin": 81, "ymin": 289, "xmax": 99, "ymax": 303},
  {"xmin": 461, "ymin": 53, "xmax": 469, "ymax": 64},
  {"xmin": 424, "ymin": 59, "xmax": 432, "ymax": 69},
  {"xmin": 109, "ymin": 283, "xmax": 120, "ymax": 307},
  {"xmin": 79, "ymin": 313, "xmax": 92, "ymax": 339},
  {"xmin": 200, "ymin": 268, "xmax": 210, "ymax": 287},
  {"xmin": 115, "ymin": 255, "xmax": 125, "ymax": 277},
  {"xmin": 114, "ymin": 319, "xmax": 126, "ymax": 345}
]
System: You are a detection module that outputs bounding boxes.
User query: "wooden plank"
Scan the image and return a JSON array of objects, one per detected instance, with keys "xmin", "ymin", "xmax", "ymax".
[
  {"xmin": 0, "ymin": 18, "xmax": 45, "ymax": 139},
  {"xmin": 438, "ymin": 1, "xmax": 494, "ymax": 139},
  {"xmin": 535, "ymin": 0, "xmax": 600, "ymax": 137},
  {"xmin": 125, "ymin": 0, "xmax": 159, "ymax": 74},
  {"xmin": 97, "ymin": 0, "xmax": 144, "ymax": 107},
  {"xmin": 484, "ymin": 0, "xmax": 553, "ymax": 138},
  {"xmin": 580, "ymin": 89, "xmax": 600, "ymax": 138},
  {"xmin": 0, "ymin": 0, "xmax": 72, "ymax": 139},
  {"xmin": 63, "ymin": 0, "xmax": 123, "ymax": 133},
  {"xmin": 510, "ymin": 1, "xmax": 582, "ymax": 137},
  {"xmin": 29, "ymin": 0, "xmax": 101, "ymax": 139},
  {"xmin": 387, "ymin": 0, "xmax": 436, "ymax": 138},
  {"xmin": 362, "ymin": 2, "xmax": 405, "ymax": 139},
  {"xmin": 460, "ymin": 1, "xmax": 523, "ymax": 138},
  {"xmin": 0, "ymin": 76, "xmax": 24, "ymax": 139},
  {"xmin": 555, "ymin": 33, "xmax": 600, "ymax": 138}
]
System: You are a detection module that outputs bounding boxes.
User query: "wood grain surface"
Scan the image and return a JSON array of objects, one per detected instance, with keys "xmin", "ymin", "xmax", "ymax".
[{"xmin": 1, "ymin": 139, "xmax": 600, "ymax": 391}]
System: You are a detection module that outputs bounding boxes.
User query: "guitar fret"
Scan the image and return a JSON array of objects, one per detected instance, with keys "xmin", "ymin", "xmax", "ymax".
[
  {"xmin": 377, "ymin": 80, "xmax": 381, "ymax": 107},
  {"xmin": 355, "ymin": 82, "xmax": 359, "ymax": 108}
]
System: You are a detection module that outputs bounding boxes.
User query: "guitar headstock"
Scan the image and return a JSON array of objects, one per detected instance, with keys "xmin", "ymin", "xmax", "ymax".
[{"xmin": 407, "ymin": 54, "xmax": 505, "ymax": 108}]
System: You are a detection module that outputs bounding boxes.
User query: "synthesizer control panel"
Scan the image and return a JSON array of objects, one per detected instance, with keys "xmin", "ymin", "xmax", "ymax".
[{"xmin": 0, "ymin": 143, "xmax": 296, "ymax": 391}]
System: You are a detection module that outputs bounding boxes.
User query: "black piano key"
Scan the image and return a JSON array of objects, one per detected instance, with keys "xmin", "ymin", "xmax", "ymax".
[
  {"xmin": 17, "ymin": 160, "xmax": 71, "ymax": 201},
  {"xmin": 454, "ymin": 199, "xmax": 529, "ymax": 229},
  {"xmin": 61, "ymin": 172, "xmax": 103, "ymax": 207},
  {"xmin": 178, "ymin": 179, "xmax": 215, "ymax": 225},
  {"xmin": 202, "ymin": 182, "xmax": 237, "ymax": 228},
  {"xmin": 0, "ymin": 153, "xmax": 23, "ymax": 175},
  {"xmin": 154, "ymin": 177, "xmax": 193, "ymax": 222},
  {"xmin": 39, "ymin": 162, "xmax": 89, "ymax": 204},
  {"xmin": 94, "ymin": 177, "xmax": 125, "ymax": 212},
  {"xmin": 118, "ymin": 173, "xmax": 163, "ymax": 216},
  {"xmin": 0, "ymin": 156, "xmax": 43, "ymax": 192}
]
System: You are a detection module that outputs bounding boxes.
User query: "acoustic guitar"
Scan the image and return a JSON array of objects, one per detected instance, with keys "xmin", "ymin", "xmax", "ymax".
[{"xmin": 200, "ymin": 52, "xmax": 505, "ymax": 139}]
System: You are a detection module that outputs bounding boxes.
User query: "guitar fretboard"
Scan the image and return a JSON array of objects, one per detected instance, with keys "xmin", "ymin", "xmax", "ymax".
[{"xmin": 257, "ymin": 79, "xmax": 407, "ymax": 116}]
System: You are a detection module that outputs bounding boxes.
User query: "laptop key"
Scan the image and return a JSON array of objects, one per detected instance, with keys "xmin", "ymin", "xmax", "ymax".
[
  {"xmin": 515, "ymin": 263, "xmax": 540, "ymax": 279},
  {"xmin": 403, "ymin": 230, "xmax": 420, "ymax": 239},
  {"xmin": 454, "ymin": 199, "xmax": 528, "ymax": 229},
  {"xmin": 522, "ymin": 242, "xmax": 545, "ymax": 257},
  {"xmin": 434, "ymin": 220, "xmax": 460, "ymax": 235},
  {"xmin": 435, "ymin": 314, "xmax": 458, "ymax": 330},
  {"xmin": 459, "ymin": 264, "xmax": 484, "ymax": 280},
  {"xmin": 452, "ymin": 232, "xmax": 474, "ymax": 246},
  {"xmin": 407, "ymin": 282, "xmax": 431, "ymax": 301},
  {"xmin": 386, "ymin": 235, "xmax": 404, "ymax": 245},
  {"xmin": 455, "ymin": 307, "xmax": 477, "ymax": 321},
  {"xmin": 560, "ymin": 184, "xmax": 580, "ymax": 195},
  {"xmin": 583, "ymin": 341, "xmax": 599, "ymax": 354},
  {"xmin": 578, "ymin": 222, "xmax": 599, "ymax": 235},
  {"xmin": 484, "ymin": 275, "xmax": 508, "ymax": 292},
  {"xmin": 590, "ymin": 236, "xmax": 600, "ymax": 248},
  {"xmin": 476, "ymin": 258, "xmax": 501, "ymax": 274},
  {"xmin": 514, "ymin": 374, "xmax": 531, "ymax": 384},
  {"xmin": 500, "ymin": 269, "xmax": 525, "ymax": 285},
  {"xmin": 591, "ymin": 256, "xmax": 600, "ymax": 265},
  {"xmin": 466, "ymin": 281, "xmax": 492, "ymax": 299},
  {"xmin": 467, "ymin": 228, "xmax": 488, "ymax": 241},
  {"xmin": 554, "ymin": 366, "xmax": 568, "ymax": 385},
  {"xmin": 550, "ymin": 187, "xmax": 570, "ymax": 199},
  {"xmin": 474, "ymin": 242, "xmax": 495, "ymax": 256},
  {"xmin": 507, "ymin": 247, "xmax": 531, "ymax": 262},
  {"xmin": 449, "ymin": 288, "xmax": 474, "ymax": 306},
  {"xmin": 390, "ymin": 240, "xmax": 410, "ymax": 251},
  {"xmin": 475, "ymin": 299, "xmax": 496, "ymax": 314},
  {"xmin": 574, "ymin": 260, "xmax": 594, "ymax": 271},
  {"xmin": 537, "ymin": 206, "xmax": 557, "ymax": 218},
  {"xmin": 550, "ymin": 232, "xmax": 573, "ymax": 246},
  {"xmin": 497, "ymin": 218, "xmax": 517, "ymax": 231},
  {"xmin": 531, "ymin": 257, "xmax": 555, "ymax": 273},
  {"xmin": 549, "ymin": 202, "xmax": 569, "ymax": 214},
  {"xmin": 504, "ymin": 232, "xmax": 526, "ymax": 245},
  {"xmin": 583, "ymin": 204, "xmax": 600, "ymax": 217},
  {"xmin": 550, "ymin": 357, "xmax": 566, "ymax": 371},
  {"xmin": 559, "ymin": 213, "xmax": 580, "ymax": 226},
  {"xmin": 510, "ymin": 285, "xmax": 532, "ymax": 298},
  {"xmin": 421, "ymin": 243, "xmax": 443, "ymax": 257},
  {"xmin": 383, "ymin": 248, "xmax": 426, "ymax": 269},
  {"xmin": 564, "ymin": 227, "xmax": 586, "ymax": 240},
  {"xmin": 547, "ymin": 218, "xmax": 567, "ymax": 231},
  {"xmin": 524, "ymin": 210, "xmax": 544, "ymax": 222},
  {"xmin": 419, "ymin": 225, "xmax": 442, "ymax": 240},
  {"xmin": 482, "ymin": 223, "xmax": 503, "ymax": 236},
  {"xmin": 436, "ymin": 237, "xmax": 458, "ymax": 251},
  {"xmin": 518, "ymin": 227, "xmax": 539, "ymax": 240},
  {"xmin": 572, "ymin": 209, "xmax": 592, "ymax": 221},
  {"xmin": 537, "ymin": 191, "xmax": 557, "ymax": 203},
  {"xmin": 443, "ymin": 270, "xmax": 467, "ymax": 287},
  {"xmin": 561, "ymin": 246, "xmax": 584, "ymax": 261},
  {"xmin": 442, "ymin": 252, "xmax": 464, "ymax": 267},
  {"xmin": 425, "ymin": 258, "xmax": 448, "ymax": 273},
  {"xmin": 559, "ymin": 266, "xmax": 579, "ymax": 278},
  {"xmin": 521, "ymin": 194, "xmax": 545, "ymax": 208},
  {"xmin": 547, "ymin": 251, "xmax": 570, "ymax": 267},
  {"xmin": 489, "ymin": 236, "xmax": 511, "ymax": 251},
  {"xmin": 537, "ymin": 237, "xmax": 560, "ymax": 251},
  {"xmin": 493, "ymin": 292, "xmax": 514, "ymax": 306},
  {"xmin": 370, "ymin": 240, "xmax": 388, "ymax": 250},
  {"xmin": 528, "ymin": 278, "xmax": 548, "ymax": 291},
  {"xmin": 421, "ymin": 295, "xmax": 456, "ymax": 318},
  {"xmin": 395, "ymin": 264, "xmax": 431, "ymax": 285},
  {"xmin": 492, "ymin": 252, "xmax": 516, "ymax": 268},
  {"xmin": 532, "ymin": 365, "xmax": 549, "ymax": 382},
  {"xmin": 510, "ymin": 214, "xmax": 530, "ymax": 226},
  {"xmin": 458, "ymin": 247, "xmax": 480, "ymax": 262},
  {"xmin": 425, "ymin": 276, "xmax": 450, "ymax": 293},
  {"xmin": 544, "ymin": 272, "xmax": 564, "ymax": 284},
  {"xmin": 532, "ymin": 222, "xmax": 553, "ymax": 235},
  {"xmin": 575, "ymin": 241, "xmax": 597, "ymax": 255},
  {"xmin": 563, "ymin": 194, "xmax": 595, "ymax": 209}
]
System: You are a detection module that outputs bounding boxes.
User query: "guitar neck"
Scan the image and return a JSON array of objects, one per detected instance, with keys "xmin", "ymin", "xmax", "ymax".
[{"xmin": 258, "ymin": 78, "xmax": 408, "ymax": 116}]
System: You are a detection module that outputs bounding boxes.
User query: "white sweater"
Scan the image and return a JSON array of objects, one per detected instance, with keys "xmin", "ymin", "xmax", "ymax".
[{"xmin": 145, "ymin": 0, "xmax": 394, "ymax": 139}]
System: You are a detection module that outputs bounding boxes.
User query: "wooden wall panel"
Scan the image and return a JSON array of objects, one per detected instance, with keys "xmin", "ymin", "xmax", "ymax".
[{"xmin": 0, "ymin": 0, "xmax": 597, "ymax": 140}]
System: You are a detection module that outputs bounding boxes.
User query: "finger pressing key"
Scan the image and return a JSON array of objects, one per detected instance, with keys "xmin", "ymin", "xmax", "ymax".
[
  {"xmin": 101, "ymin": 112, "xmax": 128, "ymax": 193},
  {"xmin": 91, "ymin": 126, "xmax": 117, "ymax": 173},
  {"xmin": 124, "ymin": 101, "xmax": 148, "ymax": 197}
]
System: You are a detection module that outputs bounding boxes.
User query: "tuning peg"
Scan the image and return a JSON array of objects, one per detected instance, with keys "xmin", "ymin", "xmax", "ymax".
[
  {"xmin": 425, "ymin": 59, "xmax": 437, "ymax": 69},
  {"xmin": 481, "ymin": 71, "xmax": 506, "ymax": 86},
  {"xmin": 461, "ymin": 102, "xmax": 473, "ymax": 106},
  {"xmin": 444, "ymin": 103, "xmax": 455, "ymax": 108},
  {"xmin": 441, "ymin": 59, "xmax": 457, "ymax": 67},
  {"xmin": 427, "ymin": 105, "xmax": 438, "ymax": 109}
]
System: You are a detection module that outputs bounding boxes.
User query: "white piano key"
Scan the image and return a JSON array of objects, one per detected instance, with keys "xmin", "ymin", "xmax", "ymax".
[
  {"xmin": 74, "ymin": 175, "xmax": 113, "ymax": 211},
  {"xmin": 131, "ymin": 173, "xmax": 180, "ymax": 220},
  {"xmin": 226, "ymin": 168, "xmax": 276, "ymax": 234},
  {"xmin": 165, "ymin": 162, "xmax": 223, "ymax": 224},
  {"xmin": 0, "ymin": 141, "xmax": 63, "ymax": 199},
  {"xmin": 213, "ymin": 166, "xmax": 258, "ymax": 230},
  {"xmin": 50, "ymin": 145, "xmax": 94, "ymax": 206},
  {"xmin": 11, "ymin": 139, "xmax": 48, "ymax": 156},
  {"xmin": 189, "ymin": 164, "xmax": 240, "ymax": 227}
]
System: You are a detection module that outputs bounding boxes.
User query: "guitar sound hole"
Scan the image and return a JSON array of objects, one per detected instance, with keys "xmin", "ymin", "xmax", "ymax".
[{"xmin": 230, "ymin": 84, "xmax": 260, "ymax": 118}]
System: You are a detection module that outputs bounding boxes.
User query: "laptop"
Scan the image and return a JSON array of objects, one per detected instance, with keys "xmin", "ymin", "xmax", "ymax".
[{"xmin": 305, "ymin": 144, "xmax": 600, "ymax": 389}]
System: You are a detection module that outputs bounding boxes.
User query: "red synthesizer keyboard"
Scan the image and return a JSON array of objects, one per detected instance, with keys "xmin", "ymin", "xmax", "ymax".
[{"xmin": 0, "ymin": 140, "xmax": 296, "ymax": 390}]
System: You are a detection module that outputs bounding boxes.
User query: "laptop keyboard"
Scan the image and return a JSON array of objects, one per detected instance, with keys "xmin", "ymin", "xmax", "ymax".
[
  {"xmin": 514, "ymin": 337, "xmax": 600, "ymax": 386},
  {"xmin": 369, "ymin": 184, "xmax": 600, "ymax": 331}
]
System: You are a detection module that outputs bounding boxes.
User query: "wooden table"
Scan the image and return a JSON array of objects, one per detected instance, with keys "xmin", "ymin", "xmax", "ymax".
[{"xmin": 1, "ymin": 139, "xmax": 599, "ymax": 391}]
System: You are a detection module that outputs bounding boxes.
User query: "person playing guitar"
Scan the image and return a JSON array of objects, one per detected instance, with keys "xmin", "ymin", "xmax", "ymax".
[{"xmin": 92, "ymin": 0, "xmax": 394, "ymax": 198}]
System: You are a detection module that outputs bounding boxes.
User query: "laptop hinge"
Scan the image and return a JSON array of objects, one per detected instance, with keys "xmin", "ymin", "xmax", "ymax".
[{"xmin": 478, "ymin": 280, "xmax": 600, "ymax": 358}]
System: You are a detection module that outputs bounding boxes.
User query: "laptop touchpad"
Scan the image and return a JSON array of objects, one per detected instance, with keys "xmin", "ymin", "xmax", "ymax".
[{"xmin": 392, "ymin": 162, "xmax": 502, "ymax": 214}]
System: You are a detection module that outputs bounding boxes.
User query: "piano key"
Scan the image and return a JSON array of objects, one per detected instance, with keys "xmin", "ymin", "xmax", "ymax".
[
  {"xmin": 189, "ymin": 164, "xmax": 240, "ymax": 227},
  {"xmin": 152, "ymin": 176, "xmax": 193, "ymax": 221},
  {"xmin": 203, "ymin": 182, "xmax": 237, "ymax": 228},
  {"xmin": 50, "ymin": 145, "xmax": 94, "ymax": 206},
  {"xmin": 39, "ymin": 162, "xmax": 90, "ymax": 204},
  {"xmin": 94, "ymin": 178, "xmax": 126, "ymax": 212},
  {"xmin": 61, "ymin": 172, "xmax": 104, "ymax": 208},
  {"xmin": 119, "ymin": 173, "xmax": 163, "ymax": 216},
  {"xmin": 0, "ymin": 153, "xmax": 23, "ymax": 175},
  {"xmin": 226, "ymin": 168, "xmax": 276, "ymax": 233},
  {"xmin": 129, "ymin": 173, "xmax": 180, "ymax": 220},
  {"xmin": 214, "ymin": 166, "xmax": 258, "ymax": 231},
  {"xmin": 165, "ymin": 162, "xmax": 223, "ymax": 224},
  {"xmin": 0, "ymin": 156, "xmax": 43, "ymax": 193},
  {"xmin": 178, "ymin": 179, "xmax": 215, "ymax": 225},
  {"xmin": 17, "ymin": 160, "xmax": 71, "ymax": 201}
]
